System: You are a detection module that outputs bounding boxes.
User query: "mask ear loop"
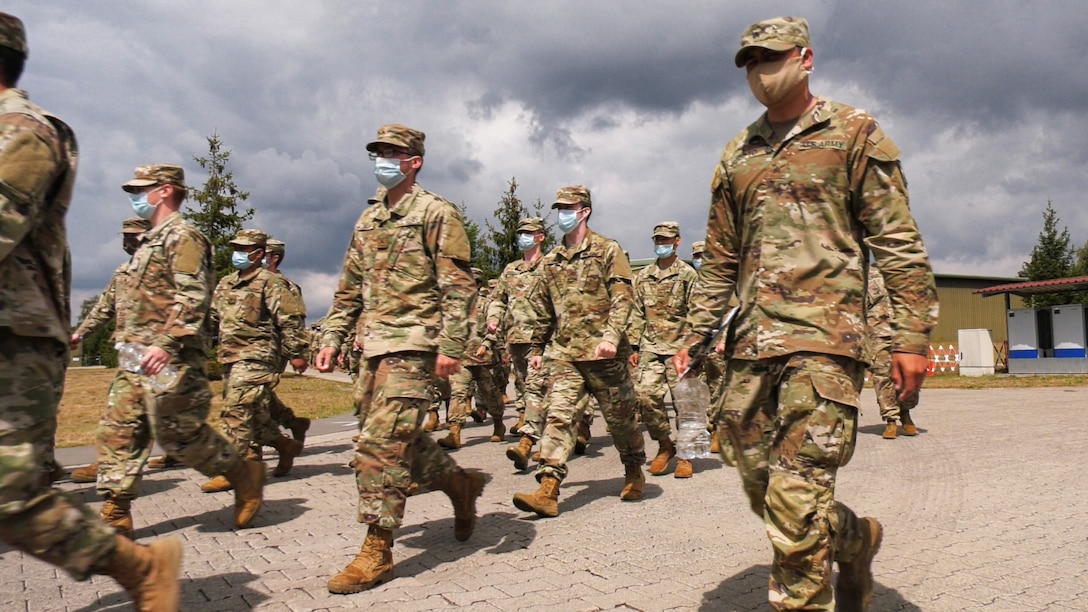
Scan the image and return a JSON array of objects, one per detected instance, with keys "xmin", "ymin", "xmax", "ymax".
[{"xmin": 800, "ymin": 47, "xmax": 813, "ymax": 74}]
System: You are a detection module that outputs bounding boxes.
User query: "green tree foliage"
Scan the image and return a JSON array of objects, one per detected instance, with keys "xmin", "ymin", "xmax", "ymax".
[
  {"xmin": 480, "ymin": 178, "xmax": 557, "ymax": 277},
  {"xmin": 1019, "ymin": 201, "xmax": 1077, "ymax": 307},
  {"xmin": 75, "ymin": 295, "xmax": 117, "ymax": 367},
  {"xmin": 183, "ymin": 132, "xmax": 254, "ymax": 281},
  {"xmin": 455, "ymin": 201, "xmax": 491, "ymax": 275}
]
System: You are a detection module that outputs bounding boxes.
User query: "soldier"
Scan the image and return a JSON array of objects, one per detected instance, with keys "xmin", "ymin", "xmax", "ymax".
[
  {"xmin": 690, "ymin": 240, "xmax": 705, "ymax": 271},
  {"xmin": 437, "ymin": 268, "xmax": 507, "ymax": 449},
  {"xmin": 0, "ymin": 13, "xmax": 180, "ymax": 609},
  {"xmin": 263, "ymin": 238, "xmax": 312, "ymax": 443},
  {"xmin": 488, "ymin": 217, "xmax": 551, "ymax": 469},
  {"xmin": 674, "ymin": 17, "xmax": 938, "ymax": 611},
  {"xmin": 315, "ymin": 123, "xmax": 487, "ymax": 594},
  {"xmin": 690, "ymin": 240, "xmax": 728, "ymax": 456},
  {"xmin": 629, "ymin": 222, "xmax": 699, "ymax": 478},
  {"xmin": 512, "ymin": 185, "xmax": 646, "ymax": 518},
  {"xmin": 69, "ymin": 217, "xmax": 151, "ymax": 483},
  {"xmin": 867, "ymin": 267, "xmax": 921, "ymax": 439},
  {"xmin": 95, "ymin": 164, "xmax": 266, "ymax": 538},
  {"xmin": 199, "ymin": 229, "xmax": 309, "ymax": 493}
]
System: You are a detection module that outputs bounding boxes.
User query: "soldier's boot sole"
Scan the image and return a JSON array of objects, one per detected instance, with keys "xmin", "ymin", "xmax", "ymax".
[{"xmin": 512, "ymin": 476, "xmax": 560, "ymax": 518}]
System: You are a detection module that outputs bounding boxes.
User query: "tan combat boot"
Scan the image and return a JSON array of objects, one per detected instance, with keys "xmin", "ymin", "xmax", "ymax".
[
  {"xmin": 490, "ymin": 419, "xmax": 507, "ymax": 442},
  {"xmin": 620, "ymin": 463, "xmax": 645, "ymax": 501},
  {"xmin": 327, "ymin": 525, "xmax": 395, "ymax": 594},
  {"xmin": 271, "ymin": 436, "xmax": 304, "ymax": 477},
  {"xmin": 512, "ymin": 475, "xmax": 561, "ymax": 518},
  {"xmin": 531, "ymin": 449, "xmax": 541, "ymax": 462},
  {"xmin": 882, "ymin": 421, "xmax": 898, "ymax": 439},
  {"xmin": 103, "ymin": 535, "xmax": 182, "ymax": 612},
  {"xmin": 147, "ymin": 454, "xmax": 181, "ymax": 469},
  {"xmin": 506, "ymin": 436, "xmax": 534, "ymax": 470},
  {"xmin": 101, "ymin": 496, "xmax": 134, "ymax": 540},
  {"xmin": 71, "ymin": 462, "xmax": 100, "ymax": 484},
  {"xmin": 439, "ymin": 468, "xmax": 490, "ymax": 541},
  {"xmin": 200, "ymin": 475, "xmax": 233, "ymax": 493},
  {"xmin": 674, "ymin": 459, "xmax": 693, "ymax": 479},
  {"xmin": 290, "ymin": 417, "xmax": 311, "ymax": 444},
  {"xmin": 648, "ymin": 437, "xmax": 676, "ymax": 475},
  {"xmin": 225, "ymin": 459, "xmax": 266, "ymax": 529},
  {"xmin": 574, "ymin": 418, "xmax": 591, "ymax": 455},
  {"xmin": 469, "ymin": 408, "xmax": 486, "ymax": 423},
  {"xmin": 422, "ymin": 409, "xmax": 440, "ymax": 432},
  {"xmin": 901, "ymin": 410, "xmax": 918, "ymax": 436},
  {"xmin": 511, "ymin": 410, "xmax": 526, "ymax": 435},
  {"xmin": 437, "ymin": 424, "xmax": 462, "ymax": 449},
  {"xmin": 710, "ymin": 430, "xmax": 721, "ymax": 454},
  {"xmin": 836, "ymin": 517, "xmax": 883, "ymax": 611}
]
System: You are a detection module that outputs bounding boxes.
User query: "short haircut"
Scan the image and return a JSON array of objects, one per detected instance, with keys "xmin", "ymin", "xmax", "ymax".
[{"xmin": 0, "ymin": 46, "xmax": 25, "ymax": 87}]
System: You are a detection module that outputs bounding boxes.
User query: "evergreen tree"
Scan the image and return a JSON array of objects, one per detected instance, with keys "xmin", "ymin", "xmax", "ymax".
[
  {"xmin": 455, "ymin": 201, "xmax": 491, "ymax": 275},
  {"xmin": 183, "ymin": 132, "xmax": 254, "ymax": 281},
  {"xmin": 75, "ymin": 295, "xmax": 118, "ymax": 367},
  {"xmin": 1019, "ymin": 201, "xmax": 1076, "ymax": 307},
  {"xmin": 482, "ymin": 178, "xmax": 557, "ymax": 276}
]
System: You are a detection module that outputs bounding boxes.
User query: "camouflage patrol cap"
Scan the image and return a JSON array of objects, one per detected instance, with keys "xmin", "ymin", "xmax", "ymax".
[
  {"xmin": 471, "ymin": 267, "xmax": 485, "ymax": 284},
  {"xmin": 652, "ymin": 221, "xmax": 680, "ymax": 239},
  {"xmin": 551, "ymin": 185, "xmax": 592, "ymax": 209},
  {"xmin": 734, "ymin": 16, "xmax": 810, "ymax": 67},
  {"xmin": 691, "ymin": 241, "xmax": 706, "ymax": 255},
  {"xmin": 488, "ymin": 279, "xmax": 499, "ymax": 290},
  {"xmin": 229, "ymin": 228, "xmax": 268, "ymax": 248},
  {"xmin": 121, "ymin": 217, "xmax": 151, "ymax": 234},
  {"xmin": 122, "ymin": 164, "xmax": 186, "ymax": 193},
  {"xmin": 0, "ymin": 12, "xmax": 27, "ymax": 56},
  {"xmin": 517, "ymin": 217, "xmax": 545, "ymax": 233},
  {"xmin": 265, "ymin": 239, "xmax": 285, "ymax": 255},
  {"xmin": 366, "ymin": 123, "xmax": 425, "ymax": 157}
]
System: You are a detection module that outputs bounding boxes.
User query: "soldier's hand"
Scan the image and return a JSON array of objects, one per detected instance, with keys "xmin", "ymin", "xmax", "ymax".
[
  {"xmin": 69, "ymin": 333, "xmax": 82, "ymax": 349},
  {"xmin": 891, "ymin": 352, "xmax": 929, "ymax": 402},
  {"xmin": 315, "ymin": 346, "xmax": 339, "ymax": 372},
  {"xmin": 628, "ymin": 352, "xmax": 640, "ymax": 367},
  {"xmin": 475, "ymin": 345, "xmax": 488, "ymax": 359},
  {"xmin": 529, "ymin": 356, "xmax": 543, "ymax": 370},
  {"xmin": 486, "ymin": 320, "xmax": 499, "ymax": 334},
  {"xmin": 141, "ymin": 345, "xmax": 171, "ymax": 375},
  {"xmin": 435, "ymin": 354, "xmax": 462, "ymax": 377},
  {"xmin": 290, "ymin": 358, "xmax": 308, "ymax": 374},
  {"xmin": 673, "ymin": 348, "xmax": 691, "ymax": 376},
  {"xmin": 594, "ymin": 340, "xmax": 617, "ymax": 359},
  {"xmin": 352, "ymin": 337, "xmax": 363, "ymax": 352},
  {"xmin": 715, "ymin": 339, "xmax": 726, "ymax": 355}
]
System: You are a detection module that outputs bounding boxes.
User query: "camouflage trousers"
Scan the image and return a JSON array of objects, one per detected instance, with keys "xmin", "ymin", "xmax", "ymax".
[
  {"xmin": 268, "ymin": 373, "xmax": 302, "ymax": 430},
  {"xmin": 715, "ymin": 353, "xmax": 871, "ymax": 611},
  {"xmin": 447, "ymin": 363, "xmax": 505, "ymax": 426},
  {"xmin": 537, "ymin": 358, "xmax": 645, "ymax": 482},
  {"xmin": 635, "ymin": 352, "xmax": 683, "ymax": 441},
  {"xmin": 95, "ymin": 350, "xmax": 241, "ymax": 501},
  {"xmin": 703, "ymin": 350, "xmax": 727, "ymax": 422},
  {"xmin": 868, "ymin": 336, "xmax": 920, "ymax": 423},
  {"xmin": 353, "ymin": 352, "xmax": 460, "ymax": 530},
  {"xmin": 0, "ymin": 332, "xmax": 116, "ymax": 580},
  {"xmin": 216, "ymin": 361, "xmax": 284, "ymax": 457},
  {"xmin": 508, "ymin": 343, "xmax": 532, "ymax": 414},
  {"xmin": 510, "ymin": 344, "xmax": 548, "ymax": 439}
]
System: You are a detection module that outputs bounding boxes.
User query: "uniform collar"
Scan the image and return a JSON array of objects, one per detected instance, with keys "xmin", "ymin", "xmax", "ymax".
[{"xmin": 748, "ymin": 97, "xmax": 831, "ymax": 146}]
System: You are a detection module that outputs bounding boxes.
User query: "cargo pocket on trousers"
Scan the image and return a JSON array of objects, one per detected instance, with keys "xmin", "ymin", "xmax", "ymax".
[{"xmin": 810, "ymin": 371, "xmax": 860, "ymax": 468}]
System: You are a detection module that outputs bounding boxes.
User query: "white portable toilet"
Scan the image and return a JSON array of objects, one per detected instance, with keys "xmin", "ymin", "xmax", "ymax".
[
  {"xmin": 1006, "ymin": 308, "xmax": 1038, "ymax": 359},
  {"xmin": 1050, "ymin": 304, "xmax": 1087, "ymax": 358}
]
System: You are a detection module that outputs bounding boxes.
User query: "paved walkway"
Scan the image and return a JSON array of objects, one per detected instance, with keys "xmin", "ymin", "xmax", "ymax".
[{"xmin": 6, "ymin": 386, "xmax": 1088, "ymax": 611}]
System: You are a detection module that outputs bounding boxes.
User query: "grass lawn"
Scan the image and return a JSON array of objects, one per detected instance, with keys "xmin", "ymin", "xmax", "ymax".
[{"xmin": 57, "ymin": 368, "xmax": 355, "ymax": 449}]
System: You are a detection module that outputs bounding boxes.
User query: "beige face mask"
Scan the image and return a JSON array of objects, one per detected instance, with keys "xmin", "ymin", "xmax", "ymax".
[{"xmin": 746, "ymin": 49, "xmax": 809, "ymax": 108}]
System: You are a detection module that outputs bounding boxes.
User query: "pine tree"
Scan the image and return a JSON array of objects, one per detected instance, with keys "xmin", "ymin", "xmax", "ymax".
[
  {"xmin": 1019, "ymin": 201, "xmax": 1075, "ymax": 307},
  {"xmin": 481, "ymin": 178, "xmax": 557, "ymax": 277},
  {"xmin": 455, "ymin": 201, "xmax": 490, "ymax": 275},
  {"xmin": 183, "ymin": 132, "xmax": 254, "ymax": 281}
]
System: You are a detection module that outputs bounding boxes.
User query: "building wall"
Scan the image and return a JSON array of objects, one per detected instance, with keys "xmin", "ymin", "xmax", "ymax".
[{"xmin": 933, "ymin": 275, "xmax": 1025, "ymax": 345}]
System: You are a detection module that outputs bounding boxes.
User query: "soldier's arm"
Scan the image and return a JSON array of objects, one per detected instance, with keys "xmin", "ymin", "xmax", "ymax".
[
  {"xmin": 431, "ymin": 205, "xmax": 474, "ymax": 359},
  {"xmin": 602, "ymin": 243, "xmax": 634, "ymax": 348},
  {"xmin": 627, "ymin": 272, "xmax": 646, "ymax": 350},
  {"xmin": 154, "ymin": 231, "xmax": 213, "ymax": 355},
  {"xmin": 527, "ymin": 266, "xmax": 555, "ymax": 353},
  {"xmin": 321, "ymin": 228, "xmax": 366, "ymax": 352},
  {"xmin": 684, "ymin": 163, "xmax": 741, "ymax": 347},
  {"xmin": 485, "ymin": 272, "xmax": 510, "ymax": 331},
  {"xmin": 0, "ymin": 123, "xmax": 60, "ymax": 262},
  {"xmin": 268, "ymin": 276, "xmax": 309, "ymax": 361},
  {"xmin": 74, "ymin": 273, "xmax": 119, "ymax": 339}
]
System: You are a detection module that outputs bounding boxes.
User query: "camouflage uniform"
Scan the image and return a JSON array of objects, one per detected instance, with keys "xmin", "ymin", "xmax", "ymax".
[
  {"xmin": 320, "ymin": 124, "xmax": 477, "ymax": 532},
  {"xmin": 866, "ymin": 268, "xmax": 920, "ymax": 430},
  {"xmin": 97, "ymin": 167, "xmax": 247, "ymax": 505},
  {"xmin": 0, "ymin": 44, "xmax": 119, "ymax": 578},
  {"xmin": 528, "ymin": 187, "xmax": 645, "ymax": 485},
  {"xmin": 210, "ymin": 229, "xmax": 308, "ymax": 460},
  {"xmin": 264, "ymin": 239, "xmax": 311, "ymax": 435},
  {"xmin": 629, "ymin": 222, "xmax": 698, "ymax": 444},
  {"xmin": 73, "ymin": 220, "xmax": 149, "ymax": 343},
  {"xmin": 684, "ymin": 17, "xmax": 938, "ymax": 610},
  {"xmin": 445, "ymin": 271, "xmax": 505, "ymax": 429}
]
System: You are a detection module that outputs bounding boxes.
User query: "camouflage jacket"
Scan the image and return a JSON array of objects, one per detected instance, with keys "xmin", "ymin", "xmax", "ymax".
[
  {"xmin": 532, "ymin": 229, "xmax": 634, "ymax": 361},
  {"xmin": 0, "ymin": 89, "xmax": 77, "ymax": 344},
  {"xmin": 116, "ymin": 212, "xmax": 214, "ymax": 356},
  {"xmin": 211, "ymin": 267, "xmax": 308, "ymax": 367},
  {"xmin": 486, "ymin": 257, "xmax": 548, "ymax": 347},
  {"xmin": 686, "ymin": 98, "xmax": 938, "ymax": 362},
  {"xmin": 462, "ymin": 289, "xmax": 500, "ymax": 366},
  {"xmin": 629, "ymin": 258, "xmax": 698, "ymax": 355},
  {"xmin": 321, "ymin": 184, "xmax": 474, "ymax": 359},
  {"xmin": 269, "ymin": 270, "xmax": 308, "ymax": 369},
  {"xmin": 74, "ymin": 263, "xmax": 125, "ymax": 342}
]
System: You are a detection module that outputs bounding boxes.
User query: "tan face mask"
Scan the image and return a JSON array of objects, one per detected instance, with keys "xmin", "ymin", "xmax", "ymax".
[{"xmin": 746, "ymin": 49, "xmax": 809, "ymax": 108}]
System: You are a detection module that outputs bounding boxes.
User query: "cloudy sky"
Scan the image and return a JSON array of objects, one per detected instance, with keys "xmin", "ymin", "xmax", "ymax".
[{"xmin": 9, "ymin": 1, "xmax": 1088, "ymax": 320}]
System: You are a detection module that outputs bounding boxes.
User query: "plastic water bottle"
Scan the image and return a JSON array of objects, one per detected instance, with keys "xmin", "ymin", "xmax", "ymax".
[
  {"xmin": 673, "ymin": 377, "xmax": 711, "ymax": 460},
  {"xmin": 115, "ymin": 342, "xmax": 179, "ymax": 391}
]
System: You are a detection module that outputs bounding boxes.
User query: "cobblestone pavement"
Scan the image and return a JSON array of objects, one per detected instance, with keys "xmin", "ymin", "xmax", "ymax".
[{"xmin": 5, "ymin": 383, "xmax": 1087, "ymax": 611}]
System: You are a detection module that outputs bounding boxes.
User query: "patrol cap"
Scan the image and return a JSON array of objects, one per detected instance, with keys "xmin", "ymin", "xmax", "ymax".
[
  {"xmin": 229, "ymin": 228, "xmax": 268, "ymax": 248},
  {"xmin": 551, "ymin": 185, "xmax": 592, "ymax": 209},
  {"xmin": 691, "ymin": 240, "xmax": 706, "ymax": 255},
  {"xmin": 652, "ymin": 221, "xmax": 680, "ymax": 239},
  {"xmin": 122, "ymin": 164, "xmax": 186, "ymax": 193},
  {"xmin": 488, "ymin": 279, "xmax": 499, "ymax": 290},
  {"xmin": 0, "ymin": 12, "xmax": 27, "ymax": 56},
  {"xmin": 265, "ymin": 239, "xmax": 285, "ymax": 255},
  {"xmin": 517, "ymin": 217, "xmax": 545, "ymax": 233},
  {"xmin": 121, "ymin": 217, "xmax": 151, "ymax": 234},
  {"xmin": 471, "ymin": 267, "xmax": 485, "ymax": 284},
  {"xmin": 366, "ymin": 123, "xmax": 425, "ymax": 157},
  {"xmin": 734, "ymin": 16, "xmax": 810, "ymax": 67}
]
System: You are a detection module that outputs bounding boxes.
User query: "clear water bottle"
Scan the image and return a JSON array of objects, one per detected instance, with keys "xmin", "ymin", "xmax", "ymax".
[
  {"xmin": 673, "ymin": 377, "xmax": 711, "ymax": 460},
  {"xmin": 115, "ymin": 342, "xmax": 179, "ymax": 391}
]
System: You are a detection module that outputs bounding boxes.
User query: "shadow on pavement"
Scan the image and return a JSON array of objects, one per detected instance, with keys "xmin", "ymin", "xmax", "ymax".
[
  {"xmin": 73, "ymin": 571, "xmax": 269, "ymax": 612},
  {"xmin": 536, "ymin": 475, "xmax": 664, "ymax": 515},
  {"xmin": 857, "ymin": 423, "xmax": 929, "ymax": 437},
  {"xmin": 700, "ymin": 563, "xmax": 923, "ymax": 611},
  {"xmin": 135, "ymin": 496, "xmax": 310, "ymax": 535},
  {"xmin": 392, "ymin": 510, "xmax": 537, "ymax": 577}
]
